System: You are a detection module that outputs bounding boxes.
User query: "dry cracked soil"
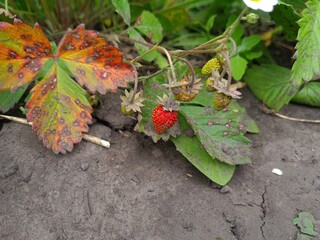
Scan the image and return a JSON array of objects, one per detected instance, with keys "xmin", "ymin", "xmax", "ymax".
[{"xmin": 0, "ymin": 89, "xmax": 319, "ymax": 240}]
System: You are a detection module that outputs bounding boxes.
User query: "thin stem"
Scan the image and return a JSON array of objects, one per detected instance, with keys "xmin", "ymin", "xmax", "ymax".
[
  {"xmin": 156, "ymin": 46, "xmax": 176, "ymax": 82},
  {"xmin": 260, "ymin": 106, "xmax": 320, "ymax": 123},
  {"xmin": 229, "ymin": 37, "xmax": 237, "ymax": 57},
  {"xmin": 5, "ymin": 0, "xmax": 8, "ymax": 11},
  {"xmin": 174, "ymin": 56, "xmax": 196, "ymax": 87},
  {"xmin": 0, "ymin": 114, "xmax": 110, "ymax": 149},
  {"xmin": 224, "ymin": 7, "xmax": 248, "ymax": 38}
]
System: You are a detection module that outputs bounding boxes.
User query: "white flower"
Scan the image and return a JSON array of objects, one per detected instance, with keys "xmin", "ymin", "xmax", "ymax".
[{"xmin": 243, "ymin": 0, "xmax": 278, "ymax": 12}]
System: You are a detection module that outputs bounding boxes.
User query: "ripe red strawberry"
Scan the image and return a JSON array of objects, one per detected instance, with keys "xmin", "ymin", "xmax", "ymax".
[{"xmin": 152, "ymin": 105, "xmax": 178, "ymax": 134}]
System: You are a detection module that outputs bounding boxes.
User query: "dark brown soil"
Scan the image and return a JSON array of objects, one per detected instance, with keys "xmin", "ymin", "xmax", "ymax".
[{"xmin": 0, "ymin": 89, "xmax": 319, "ymax": 240}]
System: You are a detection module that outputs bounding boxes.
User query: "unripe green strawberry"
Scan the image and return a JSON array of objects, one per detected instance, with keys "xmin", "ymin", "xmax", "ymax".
[
  {"xmin": 152, "ymin": 105, "xmax": 178, "ymax": 134},
  {"xmin": 121, "ymin": 105, "xmax": 134, "ymax": 115},
  {"xmin": 205, "ymin": 78, "xmax": 216, "ymax": 92},
  {"xmin": 201, "ymin": 58, "xmax": 222, "ymax": 75},
  {"xmin": 213, "ymin": 92, "xmax": 232, "ymax": 110}
]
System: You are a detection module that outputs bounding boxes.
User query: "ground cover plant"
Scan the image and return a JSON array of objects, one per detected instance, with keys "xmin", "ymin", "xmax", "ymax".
[{"xmin": 0, "ymin": 0, "xmax": 318, "ymax": 188}]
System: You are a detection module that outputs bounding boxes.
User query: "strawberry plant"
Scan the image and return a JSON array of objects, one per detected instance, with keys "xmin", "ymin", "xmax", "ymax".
[{"xmin": 2, "ymin": 0, "xmax": 317, "ymax": 186}]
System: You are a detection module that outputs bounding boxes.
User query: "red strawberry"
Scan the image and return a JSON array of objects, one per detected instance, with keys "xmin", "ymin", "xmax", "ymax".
[{"xmin": 152, "ymin": 105, "xmax": 178, "ymax": 134}]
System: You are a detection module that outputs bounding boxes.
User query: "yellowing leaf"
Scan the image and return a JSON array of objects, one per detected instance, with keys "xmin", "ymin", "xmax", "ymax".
[
  {"xmin": 0, "ymin": 20, "xmax": 135, "ymax": 153},
  {"xmin": 0, "ymin": 19, "xmax": 53, "ymax": 91},
  {"xmin": 57, "ymin": 24, "xmax": 134, "ymax": 94},
  {"xmin": 26, "ymin": 62, "xmax": 92, "ymax": 154}
]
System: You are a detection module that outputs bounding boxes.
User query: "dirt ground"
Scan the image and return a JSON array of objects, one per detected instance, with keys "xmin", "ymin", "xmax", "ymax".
[{"xmin": 0, "ymin": 89, "xmax": 319, "ymax": 240}]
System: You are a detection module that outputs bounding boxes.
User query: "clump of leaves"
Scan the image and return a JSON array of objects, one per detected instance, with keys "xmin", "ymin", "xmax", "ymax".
[
  {"xmin": 293, "ymin": 212, "xmax": 320, "ymax": 239},
  {"xmin": 0, "ymin": 19, "xmax": 134, "ymax": 153}
]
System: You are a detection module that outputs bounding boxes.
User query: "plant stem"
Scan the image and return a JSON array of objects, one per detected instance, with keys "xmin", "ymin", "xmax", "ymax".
[
  {"xmin": 0, "ymin": 114, "xmax": 110, "ymax": 148},
  {"xmin": 156, "ymin": 46, "xmax": 176, "ymax": 82},
  {"xmin": 260, "ymin": 106, "xmax": 320, "ymax": 123},
  {"xmin": 5, "ymin": 0, "xmax": 8, "ymax": 11}
]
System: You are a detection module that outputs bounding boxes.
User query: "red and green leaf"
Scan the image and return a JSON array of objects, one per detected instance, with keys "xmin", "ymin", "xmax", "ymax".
[
  {"xmin": 0, "ymin": 20, "xmax": 134, "ymax": 153},
  {"xmin": 0, "ymin": 19, "xmax": 53, "ymax": 91},
  {"xmin": 57, "ymin": 24, "xmax": 134, "ymax": 94}
]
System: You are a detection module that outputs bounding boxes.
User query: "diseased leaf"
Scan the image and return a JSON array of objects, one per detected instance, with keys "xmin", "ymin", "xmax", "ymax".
[
  {"xmin": 57, "ymin": 24, "xmax": 134, "ymax": 94},
  {"xmin": 290, "ymin": 1, "xmax": 320, "ymax": 97},
  {"xmin": 26, "ymin": 62, "xmax": 92, "ymax": 154},
  {"xmin": 244, "ymin": 64, "xmax": 297, "ymax": 111},
  {"xmin": 0, "ymin": 86, "xmax": 27, "ymax": 112},
  {"xmin": 135, "ymin": 11, "xmax": 163, "ymax": 43},
  {"xmin": 0, "ymin": 19, "xmax": 53, "ymax": 91},
  {"xmin": 0, "ymin": 21, "xmax": 134, "ymax": 153},
  {"xmin": 291, "ymin": 82, "xmax": 320, "ymax": 107},
  {"xmin": 179, "ymin": 105, "xmax": 252, "ymax": 165},
  {"xmin": 111, "ymin": 0, "xmax": 131, "ymax": 26},
  {"xmin": 171, "ymin": 114, "xmax": 235, "ymax": 186}
]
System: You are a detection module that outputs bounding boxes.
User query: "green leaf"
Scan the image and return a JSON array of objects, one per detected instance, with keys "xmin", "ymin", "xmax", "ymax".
[
  {"xmin": 245, "ymin": 51, "xmax": 263, "ymax": 60},
  {"xmin": 0, "ymin": 86, "xmax": 27, "ymax": 112},
  {"xmin": 179, "ymin": 105, "xmax": 252, "ymax": 165},
  {"xmin": 292, "ymin": 82, "xmax": 320, "ymax": 107},
  {"xmin": 244, "ymin": 64, "xmax": 297, "ymax": 111},
  {"xmin": 111, "ymin": 0, "xmax": 131, "ymax": 26},
  {"xmin": 237, "ymin": 35, "xmax": 262, "ymax": 54},
  {"xmin": 204, "ymin": 15, "xmax": 216, "ymax": 33},
  {"xmin": 290, "ymin": 1, "xmax": 320, "ymax": 94},
  {"xmin": 279, "ymin": 0, "xmax": 306, "ymax": 13},
  {"xmin": 230, "ymin": 55, "xmax": 248, "ymax": 81},
  {"xmin": 292, "ymin": 212, "xmax": 319, "ymax": 237},
  {"xmin": 127, "ymin": 28, "xmax": 167, "ymax": 68},
  {"xmin": 171, "ymin": 114, "xmax": 235, "ymax": 186},
  {"xmin": 135, "ymin": 10, "xmax": 163, "ymax": 43},
  {"xmin": 271, "ymin": 3, "xmax": 300, "ymax": 41}
]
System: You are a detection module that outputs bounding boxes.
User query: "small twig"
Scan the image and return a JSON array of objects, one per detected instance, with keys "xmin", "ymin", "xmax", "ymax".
[
  {"xmin": 260, "ymin": 106, "xmax": 320, "ymax": 123},
  {"xmin": 0, "ymin": 114, "xmax": 110, "ymax": 148}
]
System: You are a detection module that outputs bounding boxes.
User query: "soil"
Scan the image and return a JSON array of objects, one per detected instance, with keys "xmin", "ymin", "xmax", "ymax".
[{"xmin": 0, "ymin": 89, "xmax": 319, "ymax": 240}]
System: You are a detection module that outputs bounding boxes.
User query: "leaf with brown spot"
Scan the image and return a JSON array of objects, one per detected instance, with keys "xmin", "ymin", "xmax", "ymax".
[
  {"xmin": 57, "ymin": 24, "xmax": 134, "ymax": 94},
  {"xmin": 26, "ymin": 62, "xmax": 92, "ymax": 154},
  {"xmin": 0, "ymin": 20, "xmax": 134, "ymax": 153},
  {"xmin": 0, "ymin": 19, "xmax": 53, "ymax": 92}
]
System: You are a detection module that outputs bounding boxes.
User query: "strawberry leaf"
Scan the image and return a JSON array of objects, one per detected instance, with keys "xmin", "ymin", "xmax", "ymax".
[
  {"xmin": 171, "ymin": 113, "xmax": 236, "ymax": 186},
  {"xmin": 0, "ymin": 19, "xmax": 53, "ymax": 92},
  {"xmin": 57, "ymin": 24, "xmax": 134, "ymax": 94},
  {"xmin": 0, "ymin": 21, "xmax": 134, "ymax": 153},
  {"xmin": 180, "ymin": 105, "xmax": 252, "ymax": 165},
  {"xmin": 26, "ymin": 61, "xmax": 92, "ymax": 154},
  {"xmin": 0, "ymin": 86, "xmax": 27, "ymax": 112}
]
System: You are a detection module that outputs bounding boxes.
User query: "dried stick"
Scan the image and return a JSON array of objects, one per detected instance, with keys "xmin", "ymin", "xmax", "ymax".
[{"xmin": 0, "ymin": 114, "xmax": 110, "ymax": 148}]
